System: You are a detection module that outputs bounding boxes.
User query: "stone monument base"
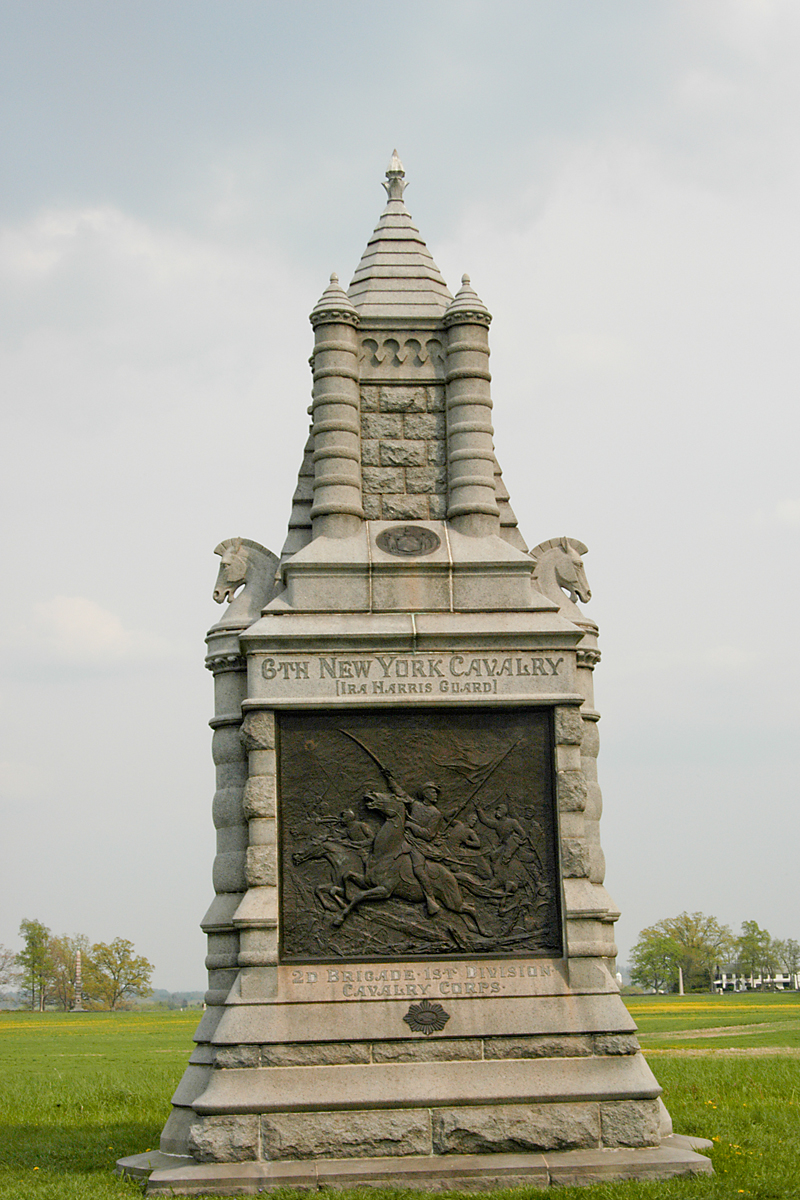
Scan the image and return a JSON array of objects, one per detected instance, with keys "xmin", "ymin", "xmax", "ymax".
[{"xmin": 118, "ymin": 1135, "xmax": 713, "ymax": 1194}]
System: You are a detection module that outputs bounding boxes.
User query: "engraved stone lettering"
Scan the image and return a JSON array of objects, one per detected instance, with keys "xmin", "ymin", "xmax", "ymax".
[
  {"xmin": 255, "ymin": 652, "xmax": 575, "ymax": 703},
  {"xmin": 280, "ymin": 957, "xmax": 562, "ymax": 1001}
]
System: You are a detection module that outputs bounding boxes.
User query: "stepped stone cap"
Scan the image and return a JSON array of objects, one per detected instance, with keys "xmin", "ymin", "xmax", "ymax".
[
  {"xmin": 348, "ymin": 151, "xmax": 453, "ymax": 320},
  {"xmin": 310, "ymin": 272, "xmax": 359, "ymax": 327},
  {"xmin": 444, "ymin": 273, "xmax": 492, "ymax": 327}
]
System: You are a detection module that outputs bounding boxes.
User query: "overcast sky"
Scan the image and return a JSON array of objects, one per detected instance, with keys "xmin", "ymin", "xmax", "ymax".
[{"xmin": 1, "ymin": 0, "xmax": 798, "ymax": 990}]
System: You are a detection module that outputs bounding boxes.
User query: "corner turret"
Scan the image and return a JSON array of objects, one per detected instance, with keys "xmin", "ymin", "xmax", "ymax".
[
  {"xmin": 308, "ymin": 274, "xmax": 363, "ymax": 539},
  {"xmin": 444, "ymin": 275, "xmax": 500, "ymax": 537}
]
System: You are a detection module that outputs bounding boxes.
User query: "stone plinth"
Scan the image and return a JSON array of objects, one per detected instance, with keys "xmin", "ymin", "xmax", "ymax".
[{"xmin": 119, "ymin": 1137, "xmax": 713, "ymax": 1195}]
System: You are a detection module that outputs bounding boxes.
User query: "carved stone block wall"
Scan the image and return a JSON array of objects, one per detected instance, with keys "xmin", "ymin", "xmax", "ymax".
[
  {"xmin": 183, "ymin": 1028, "xmax": 658, "ymax": 1164},
  {"xmin": 184, "ymin": 1099, "xmax": 661, "ymax": 1162},
  {"xmin": 360, "ymin": 384, "xmax": 447, "ymax": 520}
]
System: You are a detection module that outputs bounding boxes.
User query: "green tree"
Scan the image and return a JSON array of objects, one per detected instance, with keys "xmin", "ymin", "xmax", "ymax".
[
  {"xmin": 629, "ymin": 912, "xmax": 734, "ymax": 993},
  {"xmin": 737, "ymin": 921, "xmax": 778, "ymax": 988},
  {"xmin": 773, "ymin": 938, "xmax": 800, "ymax": 986},
  {"xmin": 665, "ymin": 911, "xmax": 735, "ymax": 991},
  {"xmin": 0, "ymin": 944, "xmax": 18, "ymax": 992},
  {"xmin": 16, "ymin": 919, "xmax": 54, "ymax": 1011},
  {"xmin": 48, "ymin": 934, "xmax": 91, "ymax": 1011},
  {"xmin": 84, "ymin": 938, "xmax": 154, "ymax": 1010},
  {"xmin": 629, "ymin": 925, "xmax": 682, "ymax": 992}
]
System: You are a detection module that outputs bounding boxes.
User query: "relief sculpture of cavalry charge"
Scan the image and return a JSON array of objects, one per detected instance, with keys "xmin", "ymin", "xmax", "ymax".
[{"xmin": 280, "ymin": 707, "xmax": 563, "ymax": 961}]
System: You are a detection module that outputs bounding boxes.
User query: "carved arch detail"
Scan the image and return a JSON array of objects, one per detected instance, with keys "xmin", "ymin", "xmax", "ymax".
[{"xmin": 359, "ymin": 335, "xmax": 446, "ymax": 378}]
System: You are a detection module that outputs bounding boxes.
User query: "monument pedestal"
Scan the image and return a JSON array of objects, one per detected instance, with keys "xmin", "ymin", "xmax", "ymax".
[{"xmin": 120, "ymin": 156, "xmax": 712, "ymax": 1191}]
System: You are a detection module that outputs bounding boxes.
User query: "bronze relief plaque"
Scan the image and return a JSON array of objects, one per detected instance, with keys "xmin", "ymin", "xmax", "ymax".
[{"xmin": 279, "ymin": 707, "xmax": 562, "ymax": 962}]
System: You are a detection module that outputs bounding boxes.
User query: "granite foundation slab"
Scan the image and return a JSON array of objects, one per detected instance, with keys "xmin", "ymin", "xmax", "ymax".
[
  {"xmin": 118, "ymin": 1136, "xmax": 712, "ymax": 1195},
  {"xmin": 208, "ymin": 991, "xmax": 637, "ymax": 1045},
  {"xmin": 192, "ymin": 1053, "xmax": 660, "ymax": 1115}
]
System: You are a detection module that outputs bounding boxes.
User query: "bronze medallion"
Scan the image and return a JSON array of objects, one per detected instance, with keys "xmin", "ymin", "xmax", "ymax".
[
  {"xmin": 375, "ymin": 525, "xmax": 441, "ymax": 557},
  {"xmin": 403, "ymin": 1001, "xmax": 450, "ymax": 1035},
  {"xmin": 279, "ymin": 707, "xmax": 562, "ymax": 962}
]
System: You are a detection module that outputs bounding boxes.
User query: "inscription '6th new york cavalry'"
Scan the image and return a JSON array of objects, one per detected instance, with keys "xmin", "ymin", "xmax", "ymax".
[{"xmin": 257, "ymin": 652, "xmax": 573, "ymax": 700}]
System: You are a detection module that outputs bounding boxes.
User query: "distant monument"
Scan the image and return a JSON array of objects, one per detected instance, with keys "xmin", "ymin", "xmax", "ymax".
[
  {"xmin": 72, "ymin": 949, "xmax": 83, "ymax": 1012},
  {"xmin": 120, "ymin": 154, "xmax": 712, "ymax": 1192}
]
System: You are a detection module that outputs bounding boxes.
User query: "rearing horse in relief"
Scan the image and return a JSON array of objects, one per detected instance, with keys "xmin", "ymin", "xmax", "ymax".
[
  {"xmin": 292, "ymin": 837, "xmax": 367, "ymax": 912},
  {"xmin": 330, "ymin": 790, "xmax": 489, "ymax": 937}
]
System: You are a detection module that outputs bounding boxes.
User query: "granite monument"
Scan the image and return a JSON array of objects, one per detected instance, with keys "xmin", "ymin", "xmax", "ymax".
[{"xmin": 119, "ymin": 154, "xmax": 712, "ymax": 1192}]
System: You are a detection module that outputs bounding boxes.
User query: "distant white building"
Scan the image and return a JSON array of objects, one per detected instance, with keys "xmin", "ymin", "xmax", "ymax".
[{"xmin": 714, "ymin": 966, "xmax": 799, "ymax": 992}]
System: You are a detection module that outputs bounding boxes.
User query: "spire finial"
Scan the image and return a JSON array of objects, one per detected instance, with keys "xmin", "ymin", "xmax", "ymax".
[{"xmin": 382, "ymin": 149, "xmax": 407, "ymax": 202}]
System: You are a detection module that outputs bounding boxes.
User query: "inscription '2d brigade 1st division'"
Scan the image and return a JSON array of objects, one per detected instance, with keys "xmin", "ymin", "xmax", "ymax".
[{"xmin": 120, "ymin": 154, "xmax": 713, "ymax": 1192}]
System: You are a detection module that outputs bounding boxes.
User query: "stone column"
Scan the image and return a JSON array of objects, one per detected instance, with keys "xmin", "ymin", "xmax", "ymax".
[
  {"xmin": 443, "ymin": 275, "xmax": 500, "ymax": 537},
  {"xmin": 309, "ymin": 274, "xmax": 363, "ymax": 539},
  {"xmin": 554, "ymin": 703, "xmax": 590, "ymax": 894},
  {"xmin": 203, "ymin": 639, "xmax": 251, "ymax": 1003},
  {"xmin": 558, "ymin": 630, "xmax": 620, "ymax": 970},
  {"xmin": 72, "ymin": 950, "xmax": 83, "ymax": 1012},
  {"xmin": 232, "ymin": 709, "xmax": 279, "ymax": 982},
  {"xmin": 577, "ymin": 643, "xmax": 607, "ymax": 890},
  {"xmin": 160, "ymin": 629, "xmax": 249, "ymax": 1156}
]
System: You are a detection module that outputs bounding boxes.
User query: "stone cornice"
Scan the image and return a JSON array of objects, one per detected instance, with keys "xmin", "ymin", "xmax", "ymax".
[
  {"xmin": 443, "ymin": 308, "xmax": 492, "ymax": 329},
  {"xmin": 310, "ymin": 308, "xmax": 360, "ymax": 329},
  {"xmin": 206, "ymin": 653, "xmax": 247, "ymax": 675}
]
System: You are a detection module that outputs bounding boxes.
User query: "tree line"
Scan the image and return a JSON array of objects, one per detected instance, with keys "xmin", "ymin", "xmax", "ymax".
[
  {"xmin": 629, "ymin": 912, "xmax": 800, "ymax": 993},
  {"xmin": 0, "ymin": 919, "xmax": 154, "ymax": 1011}
]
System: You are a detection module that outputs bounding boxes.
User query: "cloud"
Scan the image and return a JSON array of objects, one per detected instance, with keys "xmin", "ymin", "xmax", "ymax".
[
  {"xmin": 0, "ymin": 758, "xmax": 50, "ymax": 803},
  {"xmin": 3, "ymin": 596, "xmax": 176, "ymax": 674},
  {"xmin": 0, "ymin": 198, "xmax": 317, "ymax": 573},
  {"xmin": 701, "ymin": 645, "xmax": 758, "ymax": 671},
  {"xmin": 674, "ymin": 69, "xmax": 740, "ymax": 112},
  {"xmin": 0, "ymin": 202, "xmax": 314, "ymax": 427},
  {"xmin": 607, "ymin": 643, "xmax": 758, "ymax": 680},
  {"xmin": 772, "ymin": 499, "xmax": 800, "ymax": 526}
]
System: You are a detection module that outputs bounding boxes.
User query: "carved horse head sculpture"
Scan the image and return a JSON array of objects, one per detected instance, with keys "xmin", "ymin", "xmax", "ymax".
[
  {"xmin": 213, "ymin": 538, "xmax": 249, "ymax": 605},
  {"xmin": 529, "ymin": 537, "xmax": 592, "ymax": 618},
  {"xmin": 212, "ymin": 537, "xmax": 279, "ymax": 628}
]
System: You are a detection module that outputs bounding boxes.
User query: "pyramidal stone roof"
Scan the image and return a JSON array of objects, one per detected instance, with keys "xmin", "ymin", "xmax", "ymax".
[
  {"xmin": 278, "ymin": 155, "xmax": 529, "ymax": 564},
  {"xmin": 347, "ymin": 151, "xmax": 452, "ymax": 320}
]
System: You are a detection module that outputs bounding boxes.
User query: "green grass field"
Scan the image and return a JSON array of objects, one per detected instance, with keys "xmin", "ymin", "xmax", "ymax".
[
  {"xmin": 627, "ymin": 993, "xmax": 800, "ymax": 1051},
  {"xmin": 1, "ymin": 996, "xmax": 799, "ymax": 1199}
]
